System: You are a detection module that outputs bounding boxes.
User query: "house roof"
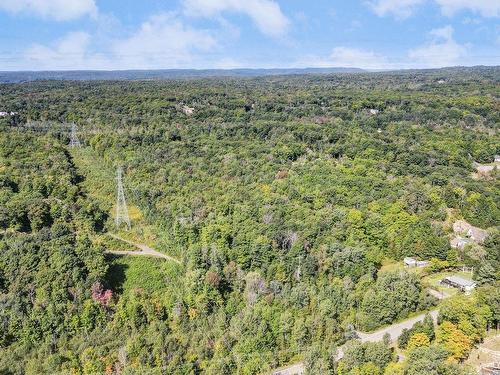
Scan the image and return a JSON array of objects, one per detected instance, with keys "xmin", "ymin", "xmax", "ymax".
[
  {"xmin": 467, "ymin": 227, "xmax": 488, "ymax": 243},
  {"xmin": 444, "ymin": 276, "xmax": 476, "ymax": 288},
  {"xmin": 453, "ymin": 220, "xmax": 471, "ymax": 234},
  {"xmin": 452, "ymin": 220, "xmax": 488, "ymax": 243}
]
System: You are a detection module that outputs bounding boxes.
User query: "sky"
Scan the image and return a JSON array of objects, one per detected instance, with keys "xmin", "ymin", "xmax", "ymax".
[{"xmin": 0, "ymin": 0, "xmax": 499, "ymax": 71}]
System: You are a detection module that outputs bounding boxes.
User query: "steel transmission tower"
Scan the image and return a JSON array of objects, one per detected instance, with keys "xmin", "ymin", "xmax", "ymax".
[
  {"xmin": 115, "ymin": 167, "xmax": 131, "ymax": 229},
  {"xmin": 69, "ymin": 122, "xmax": 81, "ymax": 148}
]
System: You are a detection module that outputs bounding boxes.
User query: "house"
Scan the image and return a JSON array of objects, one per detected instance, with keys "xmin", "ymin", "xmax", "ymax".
[
  {"xmin": 404, "ymin": 257, "xmax": 429, "ymax": 268},
  {"xmin": 467, "ymin": 227, "xmax": 489, "ymax": 244},
  {"xmin": 440, "ymin": 275, "xmax": 476, "ymax": 295},
  {"xmin": 368, "ymin": 109, "xmax": 379, "ymax": 115},
  {"xmin": 0, "ymin": 111, "xmax": 16, "ymax": 117},
  {"xmin": 450, "ymin": 236, "xmax": 473, "ymax": 250},
  {"xmin": 453, "ymin": 220, "xmax": 488, "ymax": 244},
  {"xmin": 181, "ymin": 105, "xmax": 194, "ymax": 115},
  {"xmin": 476, "ymin": 164, "xmax": 496, "ymax": 174}
]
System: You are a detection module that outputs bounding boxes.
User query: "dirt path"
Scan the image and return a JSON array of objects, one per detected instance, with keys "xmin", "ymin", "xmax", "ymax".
[{"xmin": 106, "ymin": 233, "xmax": 181, "ymax": 264}]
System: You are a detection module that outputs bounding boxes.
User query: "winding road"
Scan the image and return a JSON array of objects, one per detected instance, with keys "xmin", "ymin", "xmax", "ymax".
[
  {"xmin": 105, "ymin": 233, "xmax": 181, "ymax": 264},
  {"xmin": 271, "ymin": 309, "xmax": 440, "ymax": 375}
]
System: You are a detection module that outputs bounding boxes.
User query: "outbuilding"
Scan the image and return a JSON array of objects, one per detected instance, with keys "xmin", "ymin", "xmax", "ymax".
[{"xmin": 404, "ymin": 257, "xmax": 429, "ymax": 268}]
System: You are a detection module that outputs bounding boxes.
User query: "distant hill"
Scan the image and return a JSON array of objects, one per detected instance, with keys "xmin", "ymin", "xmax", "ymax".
[
  {"xmin": 0, "ymin": 68, "xmax": 364, "ymax": 83},
  {"xmin": 0, "ymin": 67, "xmax": 365, "ymax": 83},
  {"xmin": 1, "ymin": 66, "xmax": 497, "ymax": 83}
]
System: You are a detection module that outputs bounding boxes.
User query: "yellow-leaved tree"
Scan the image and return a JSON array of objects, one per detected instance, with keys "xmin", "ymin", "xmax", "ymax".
[
  {"xmin": 436, "ymin": 321, "xmax": 472, "ymax": 361},
  {"xmin": 407, "ymin": 332, "xmax": 430, "ymax": 351}
]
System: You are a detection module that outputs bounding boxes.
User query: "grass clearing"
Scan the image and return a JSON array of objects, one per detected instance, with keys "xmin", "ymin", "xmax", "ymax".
[
  {"xmin": 95, "ymin": 234, "xmax": 137, "ymax": 252},
  {"xmin": 378, "ymin": 259, "xmax": 426, "ymax": 277},
  {"xmin": 104, "ymin": 254, "xmax": 180, "ymax": 294}
]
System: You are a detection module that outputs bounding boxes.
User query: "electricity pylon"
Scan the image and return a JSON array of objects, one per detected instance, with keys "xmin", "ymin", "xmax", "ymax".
[
  {"xmin": 115, "ymin": 167, "xmax": 131, "ymax": 229},
  {"xmin": 69, "ymin": 122, "xmax": 81, "ymax": 148},
  {"xmin": 294, "ymin": 255, "xmax": 302, "ymax": 281}
]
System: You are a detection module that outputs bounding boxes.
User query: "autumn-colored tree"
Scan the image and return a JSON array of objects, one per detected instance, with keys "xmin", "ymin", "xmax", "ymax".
[
  {"xmin": 407, "ymin": 332, "xmax": 430, "ymax": 351},
  {"xmin": 436, "ymin": 321, "xmax": 472, "ymax": 361}
]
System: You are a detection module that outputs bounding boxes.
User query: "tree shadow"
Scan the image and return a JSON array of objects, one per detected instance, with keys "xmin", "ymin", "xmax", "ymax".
[{"xmin": 104, "ymin": 254, "xmax": 129, "ymax": 294}]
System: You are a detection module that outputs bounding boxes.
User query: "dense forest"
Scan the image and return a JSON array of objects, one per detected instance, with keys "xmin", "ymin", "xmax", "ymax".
[{"xmin": 0, "ymin": 67, "xmax": 499, "ymax": 374}]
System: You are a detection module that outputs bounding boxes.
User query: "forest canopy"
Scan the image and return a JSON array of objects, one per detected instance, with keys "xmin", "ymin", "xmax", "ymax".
[{"xmin": 0, "ymin": 67, "xmax": 498, "ymax": 374}]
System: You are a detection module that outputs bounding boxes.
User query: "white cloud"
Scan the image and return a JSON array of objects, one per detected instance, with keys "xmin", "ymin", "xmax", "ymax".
[
  {"xmin": 369, "ymin": 0, "xmax": 500, "ymax": 18},
  {"xmin": 327, "ymin": 47, "xmax": 390, "ymax": 69},
  {"xmin": 112, "ymin": 13, "xmax": 217, "ymax": 69},
  {"xmin": 297, "ymin": 47, "xmax": 392, "ymax": 70},
  {"xmin": 183, "ymin": 0, "xmax": 290, "ymax": 38},
  {"xmin": 0, "ymin": 0, "xmax": 97, "ymax": 21},
  {"xmin": 296, "ymin": 27, "xmax": 472, "ymax": 70},
  {"xmin": 18, "ymin": 13, "xmax": 218, "ymax": 70},
  {"xmin": 24, "ymin": 31, "xmax": 109, "ymax": 70},
  {"xmin": 368, "ymin": 0, "xmax": 424, "ymax": 19},
  {"xmin": 434, "ymin": 0, "xmax": 500, "ymax": 17},
  {"xmin": 408, "ymin": 25, "xmax": 467, "ymax": 67}
]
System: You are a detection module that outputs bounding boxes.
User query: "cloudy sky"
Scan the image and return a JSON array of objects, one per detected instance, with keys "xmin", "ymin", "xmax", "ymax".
[{"xmin": 0, "ymin": 0, "xmax": 499, "ymax": 70}]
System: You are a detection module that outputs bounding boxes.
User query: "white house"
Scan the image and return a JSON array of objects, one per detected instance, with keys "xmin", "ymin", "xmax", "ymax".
[
  {"xmin": 440, "ymin": 275, "xmax": 476, "ymax": 295},
  {"xmin": 453, "ymin": 220, "xmax": 488, "ymax": 244},
  {"xmin": 182, "ymin": 105, "xmax": 194, "ymax": 115},
  {"xmin": 0, "ymin": 111, "xmax": 17, "ymax": 117}
]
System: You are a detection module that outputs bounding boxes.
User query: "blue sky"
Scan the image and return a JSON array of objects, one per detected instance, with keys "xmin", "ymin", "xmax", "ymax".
[{"xmin": 0, "ymin": 0, "xmax": 499, "ymax": 70}]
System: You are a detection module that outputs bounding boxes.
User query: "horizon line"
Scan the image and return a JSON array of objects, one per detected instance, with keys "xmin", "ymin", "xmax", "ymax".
[{"xmin": 1, "ymin": 64, "xmax": 499, "ymax": 74}]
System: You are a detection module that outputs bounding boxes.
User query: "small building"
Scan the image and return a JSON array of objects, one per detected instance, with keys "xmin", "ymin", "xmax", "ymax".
[
  {"xmin": 368, "ymin": 108, "xmax": 379, "ymax": 115},
  {"xmin": 404, "ymin": 257, "xmax": 429, "ymax": 268},
  {"xmin": 0, "ymin": 111, "xmax": 16, "ymax": 117},
  {"xmin": 181, "ymin": 105, "xmax": 194, "ymax": 115},
  {"xmin": 474, "ymin": 161, "xmax": 498, "ymax": 175},
  {"xmin": 440, "ymin": 275, "xmax": 476, "ymax": 295}
]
